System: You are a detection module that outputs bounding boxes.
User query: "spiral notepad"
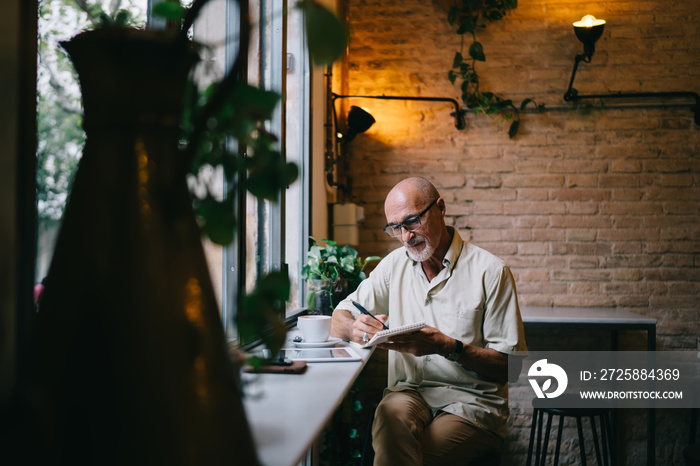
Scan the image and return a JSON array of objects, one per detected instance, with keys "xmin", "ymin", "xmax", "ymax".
[{"xmin": 350, "ymin": 321, "xmax": 426, "ymax": 348}]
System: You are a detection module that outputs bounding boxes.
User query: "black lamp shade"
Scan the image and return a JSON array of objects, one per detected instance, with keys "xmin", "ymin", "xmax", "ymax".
[
  {"xmin": 344, "ymin": 106, "xmax": 375, "ymax": 142},
  {"xmin": 573, "ymin": 15, "xmax": 605, "ymax": 59},
  {"xmin": 574, "ymin": 23, "xmax": 604, "ymax": 45}
]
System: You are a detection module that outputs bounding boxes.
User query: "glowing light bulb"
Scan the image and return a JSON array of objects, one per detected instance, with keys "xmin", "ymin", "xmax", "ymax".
[{"xmin": 573, "ymin": 14, "xmax": 606, "ymax": 28}]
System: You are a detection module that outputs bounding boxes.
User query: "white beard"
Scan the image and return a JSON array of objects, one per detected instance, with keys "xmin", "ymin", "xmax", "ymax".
[{"xmin": 405, "ymin": 236, "xmax": 435, "ymax": 262}]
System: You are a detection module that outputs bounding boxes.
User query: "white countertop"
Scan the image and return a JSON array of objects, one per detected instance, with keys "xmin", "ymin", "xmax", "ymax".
[
  {"xmin": 243, "ymin": 331, "xmax": 373, "ymax": 466},
  {"xmin": 521, "ymin": 306, "xmax": 657, "ymax": 325},
  {"xmin": 242, "ymin": 309, "xmax": 657, "ymax": 465}
]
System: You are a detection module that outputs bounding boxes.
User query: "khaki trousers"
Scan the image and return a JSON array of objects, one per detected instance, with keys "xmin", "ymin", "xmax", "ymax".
[{"xmin": 371, "ymin": 390, "xmax": 502, "ymax": 466}]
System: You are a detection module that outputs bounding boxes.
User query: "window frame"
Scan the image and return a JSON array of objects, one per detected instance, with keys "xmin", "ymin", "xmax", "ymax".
[{"xmin": 219, "ymin": 0, "xmax": 311, "ymax": 346}]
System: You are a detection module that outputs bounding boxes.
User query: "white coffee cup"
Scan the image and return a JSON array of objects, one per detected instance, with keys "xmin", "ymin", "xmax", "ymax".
[{"xmin": 297, "ymin": 315, "xmax": 332, "ymax": 343}]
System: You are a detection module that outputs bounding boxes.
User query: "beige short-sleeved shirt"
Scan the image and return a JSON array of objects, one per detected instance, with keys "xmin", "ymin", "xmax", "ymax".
[{"xmin": 336, "ymin": 228, "xmax": 527, "ymax": 438}]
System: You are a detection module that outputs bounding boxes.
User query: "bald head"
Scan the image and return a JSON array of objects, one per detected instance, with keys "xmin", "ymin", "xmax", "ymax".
[{"xmin": 385, "ymin": 177, "xmax": 440, "ymax": 213}]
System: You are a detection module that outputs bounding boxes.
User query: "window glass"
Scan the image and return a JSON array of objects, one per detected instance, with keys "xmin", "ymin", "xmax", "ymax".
[{"xmin": 36, "ymin": 0, "xmax": 308, "ymax": 345}]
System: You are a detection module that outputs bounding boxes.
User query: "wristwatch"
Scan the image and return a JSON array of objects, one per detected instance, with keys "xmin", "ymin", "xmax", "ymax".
[{"xmin": 446, "ymin": 338, "xmax": 463, "ymax": 362}]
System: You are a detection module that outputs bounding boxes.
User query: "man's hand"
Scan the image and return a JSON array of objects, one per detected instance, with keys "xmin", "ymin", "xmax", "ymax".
[
  {"xmin": 352, "ymin": 313, "xmax": 389, "ymax": 344},
  {"xmin": 378, "ymin": 325, "xmax": 511, "ymax": 383},
  {"xmin": 377, "ymin": 325, "xmax": 452, "ymax": 356}
]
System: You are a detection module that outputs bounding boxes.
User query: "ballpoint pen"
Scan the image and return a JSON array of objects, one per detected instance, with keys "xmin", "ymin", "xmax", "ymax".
[{"xmin": 352, "ymin": 300, "xmax": 389, "ymax": 330}]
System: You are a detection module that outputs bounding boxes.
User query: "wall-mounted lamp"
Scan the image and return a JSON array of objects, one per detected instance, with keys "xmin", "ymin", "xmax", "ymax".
[
  {"xmin": 573, "ymin": 14, "xmax": 605, "ymax": 61},
  {"xmin": 325, "ymin": 92, "xmax": 467, "ymax": 199},
  {"xmin": 563, "ymin": 15, "xmax": 699, "ymax": 125},
  {"xmin": 332, "ymin": 93, "xmax": 467, "ymax": 133},
  {"xmin": 564, "ymin": 14, "xmax": 606, "ymax": 102},
  {"xmin": 344, "ymin": 106, "xmax": 376, "ymax": 143}
]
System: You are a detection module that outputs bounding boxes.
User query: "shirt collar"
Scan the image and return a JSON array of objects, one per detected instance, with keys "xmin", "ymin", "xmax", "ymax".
[{"xmin": 442, "ymin": 226, "xmax": 463, "ymax": 272}]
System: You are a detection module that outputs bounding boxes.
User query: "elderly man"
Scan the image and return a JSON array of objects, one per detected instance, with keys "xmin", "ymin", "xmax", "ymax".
[{"xmin": 331, "ymin": 177, "xmax": 527, "ymax": 466}]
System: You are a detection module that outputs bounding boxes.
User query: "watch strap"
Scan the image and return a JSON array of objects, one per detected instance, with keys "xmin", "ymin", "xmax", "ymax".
[{"xmin": 447, "ymin": 339, "xmax": 463, "ymax": 361}]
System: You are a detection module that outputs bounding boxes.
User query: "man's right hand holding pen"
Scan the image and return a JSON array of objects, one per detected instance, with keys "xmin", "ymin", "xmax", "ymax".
[
  {"xmin": 351, "ymin": 301, "xmax": 388, "ymax": 344},
  {"xmin": 354, "ymin": 312, "xmax": 389, "ymax": 343}
]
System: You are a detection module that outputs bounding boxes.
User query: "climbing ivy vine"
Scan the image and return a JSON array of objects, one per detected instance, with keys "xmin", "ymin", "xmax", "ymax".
[{"xmin": 445, "ymin": 0, "xmax": 543, "ymax": 138}]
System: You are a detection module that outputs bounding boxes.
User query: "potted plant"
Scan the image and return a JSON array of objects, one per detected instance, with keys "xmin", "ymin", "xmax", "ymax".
[{"xmin": 301, "ymin": 237, "xmax": 381, "ymax": 315}]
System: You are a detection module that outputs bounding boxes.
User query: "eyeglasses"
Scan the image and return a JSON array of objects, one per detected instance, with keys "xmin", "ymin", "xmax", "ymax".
[{"xmin": 383, "ymin": 198, "xmax": 438, "ymax": 237}]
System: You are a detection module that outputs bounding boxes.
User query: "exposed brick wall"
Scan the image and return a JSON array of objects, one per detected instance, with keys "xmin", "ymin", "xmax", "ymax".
[{"xmin": 336, "ymin": 0, "xmax": 699, "ymax": 463}]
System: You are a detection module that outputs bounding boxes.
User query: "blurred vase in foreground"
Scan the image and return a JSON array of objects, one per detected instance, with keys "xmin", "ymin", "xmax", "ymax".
[{"xmin": 31, "ymin": 29, "xmax": 258, "ymax": 465}]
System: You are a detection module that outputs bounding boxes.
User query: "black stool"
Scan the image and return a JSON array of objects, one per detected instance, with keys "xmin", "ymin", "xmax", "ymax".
[{"xmin": 526, "ymin": 398, "xmax": 614, "ymax": 466}]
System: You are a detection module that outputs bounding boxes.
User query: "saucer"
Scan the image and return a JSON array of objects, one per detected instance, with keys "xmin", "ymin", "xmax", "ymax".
[{"xmin": 293, "ymin": 337, "xmax": 342, "ymax": 348}]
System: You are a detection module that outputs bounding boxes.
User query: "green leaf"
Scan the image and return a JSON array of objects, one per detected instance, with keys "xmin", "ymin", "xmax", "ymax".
[
  {"xmin": 152, "ymin": 2, "xmax": 186, "ymax": 20},
  {"xmin": 448, "ymin": 70, "xmax": 457, "ymax": 85},
  {"xmin": 452, "ymin": 52, "xmax": 463, "ymax": 68},
  {"xmin": 247, "ymin": 150, "xmax": 299, "ymax": 201},
  {"xmin": 257, "ymin": 271, "xmax": 291, "ymax": 300},
  {"xmin": 456, "ymin": 20, "xmax": 473, "ymax": 35},
  {"xmin": 508, "ymin": 119, "xmax": 520, "ymax": 139},
  {"xmin": 231, "ymin": 84, "xmax": 280, "ymax": 121},
  {"xmin": 307, "ymin": 291, "xmax": 316, "ymax": 310},
  {"xmin": 308, "ymin": 245, "xmax": 323, "ymax": 260},
  {"xmin": 298, "ymin": 0, "xmax": 347, "ymax": 66},
  {"xmin": 246, "ymin": 355, "xmax": 265, "ymax": 370},
  {"xmin": 520, "ymin": 98, "xmax": 533, "ymax": 110},
  {"xmin": 237, "ymin": 271, "xmax": 291, "ymax": 357},
  {"xmin": 448, "ymin": 6, "xmax": 458, "ymax": 25},
  {"xmin": 340, "ymin": 255, "xmax": 355, "ymax": 272},
  {"xmin": 114, "ymin": 10, "xmax": 132, "ymax": 26},
  {"xmin": 340, "ymin": 245, "xmax": 358, "ymax": 257},
  {"xmin": 468, "ymin": 41, "xmax": 486, "ymax": 61},
  {"xmin": 197, "ymin": 196, "xmax": 236, "ymax": 245}
]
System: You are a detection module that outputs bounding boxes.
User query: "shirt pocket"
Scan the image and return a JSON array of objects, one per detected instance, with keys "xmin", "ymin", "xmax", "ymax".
[{"xmin": 436, "ymin": 302, "xmax": 484, "ymax": 342}]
